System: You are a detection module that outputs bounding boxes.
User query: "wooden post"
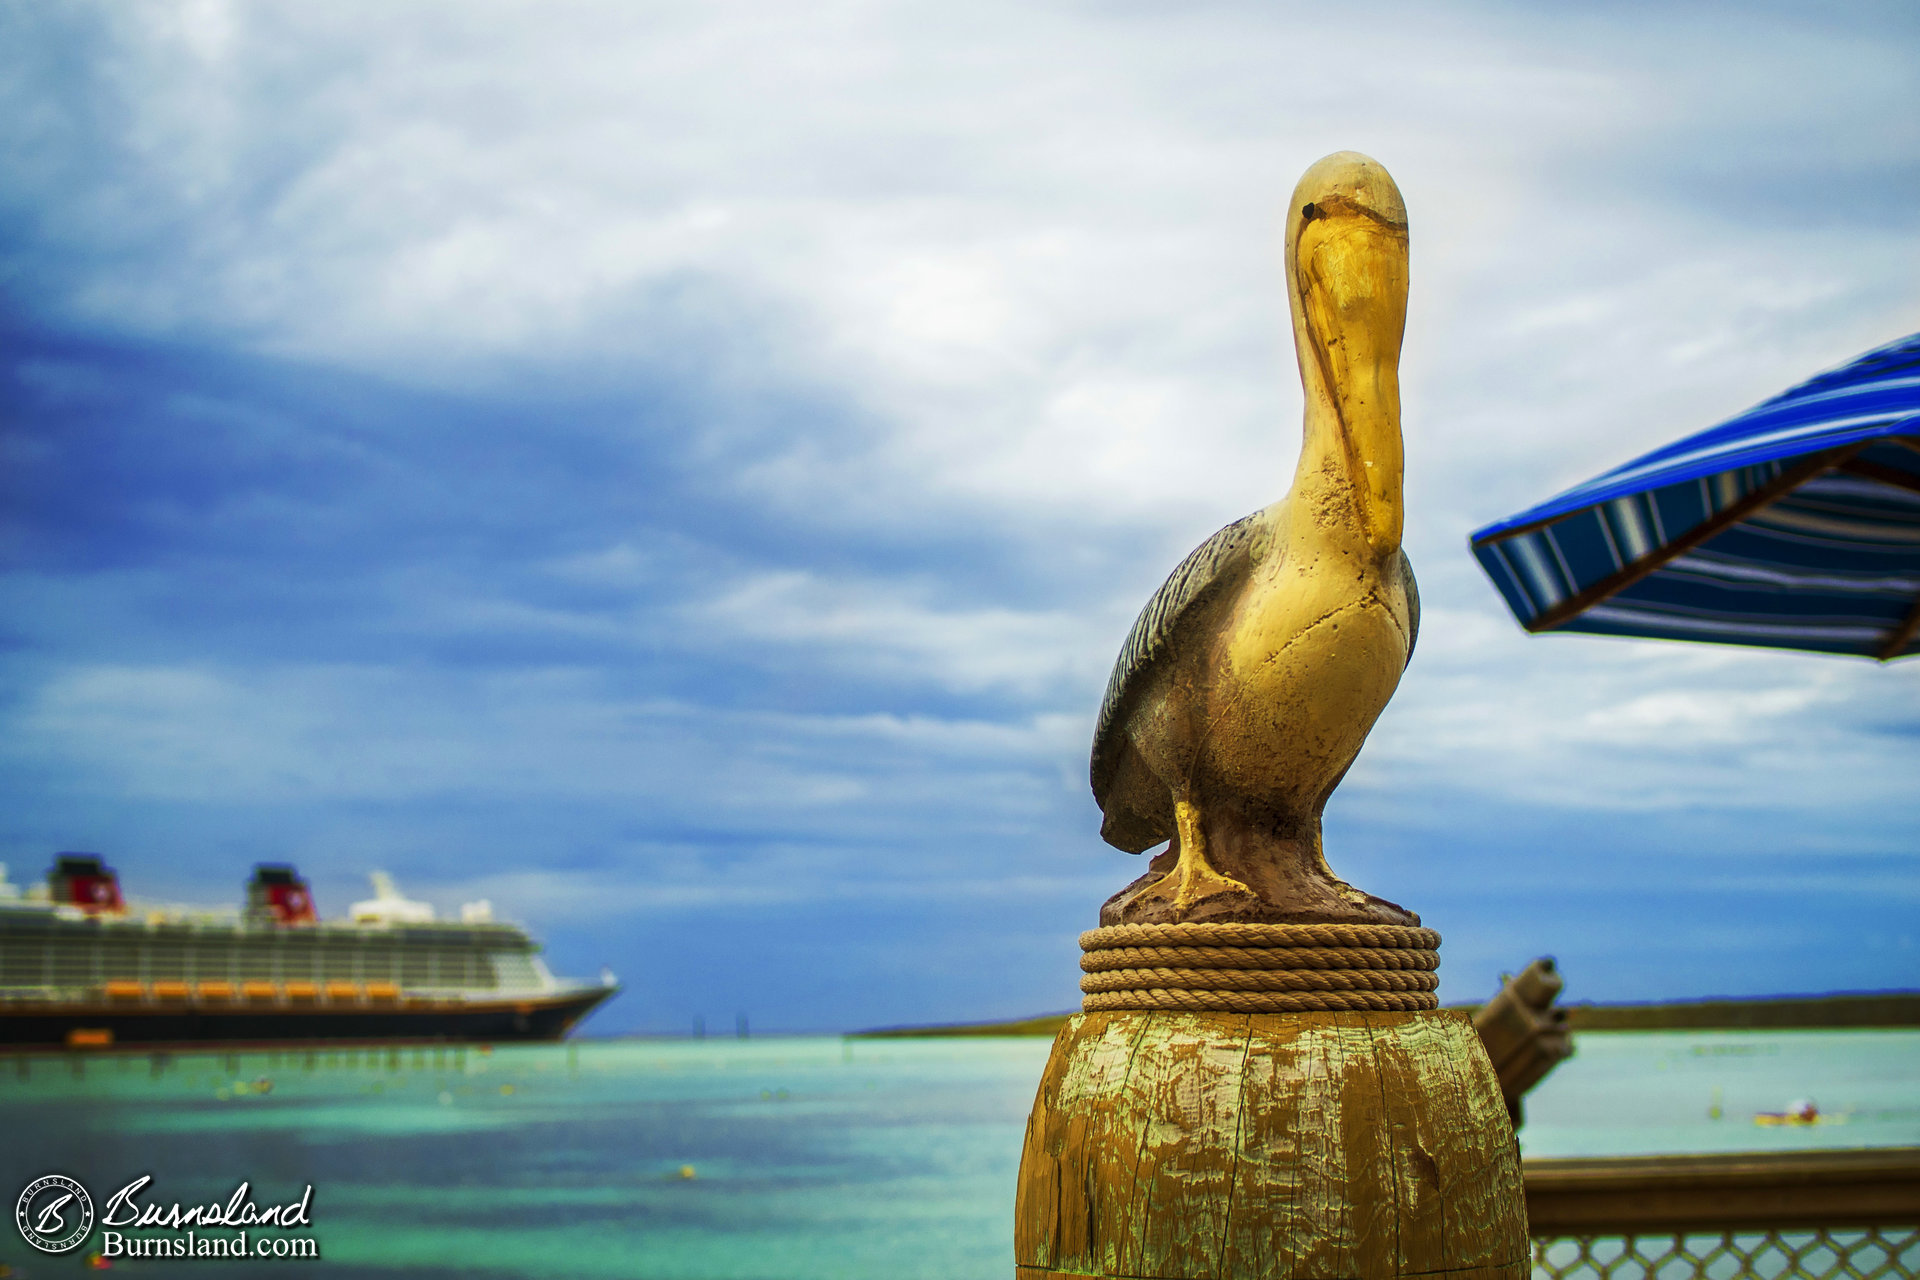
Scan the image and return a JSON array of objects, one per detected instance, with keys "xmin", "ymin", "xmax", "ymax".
[
  {"xmin": 1473, "ymin": 958, "xmax": 1573, "ymax": 1127},
  {"xmin": 1015, "ymin": 1011, "xmax": 1526, "ymax": 1279}
]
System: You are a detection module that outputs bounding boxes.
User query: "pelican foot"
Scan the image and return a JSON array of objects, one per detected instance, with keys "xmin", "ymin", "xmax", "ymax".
[
  {"xmin": 1109, "ymin": 859, "xmax": 1262, "ymax": 922},
  {"xmin": 1102, "ymin": 869, "xmax": 1419, "ymax": 926},
  {"xmin": 1099, "ymin": 800, "xmax": 1420, "ymax": 927},
  {"xmin": 1100, "ymin": 800, "xmax": 1260, "ymax": 924}
]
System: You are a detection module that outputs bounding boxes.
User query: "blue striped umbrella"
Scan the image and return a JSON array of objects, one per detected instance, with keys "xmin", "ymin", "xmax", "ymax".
[{"xmin": 1470, "ymin": 332, "xmax": 1920, "ymax": 660}]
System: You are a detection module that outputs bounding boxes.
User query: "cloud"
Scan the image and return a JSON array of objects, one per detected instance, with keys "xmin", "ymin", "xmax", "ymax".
[
  {"xmin": 688, "ymin": 568, "xmax": 1099, "ymax": 696},
  {"xmin": 5, "ymin": 659, "xmax": 1082, "ymax": 814},
  {"xmin": 1350, "ymin": 607, "xmax": 1920, "ymax": 813},
  {"xmin": 1, "ymin": 1, "xmax": 1916, "ymax": 1027}
]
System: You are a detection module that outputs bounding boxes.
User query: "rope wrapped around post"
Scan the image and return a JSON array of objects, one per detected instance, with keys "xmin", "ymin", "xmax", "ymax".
[{"xmin": 1079, "ymin": 922, "xmax": 1442, "ymax": 1013}]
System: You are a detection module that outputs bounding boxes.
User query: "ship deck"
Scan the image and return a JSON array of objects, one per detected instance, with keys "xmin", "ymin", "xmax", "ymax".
[{"xmin": 0, "ymin": 983, "xmax": 618, "ymax": 1050}]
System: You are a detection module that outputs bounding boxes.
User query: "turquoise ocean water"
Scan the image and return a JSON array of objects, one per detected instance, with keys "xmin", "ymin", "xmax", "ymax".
[{"xmin": 1, "ymin": 1029, "xmax": 1916, "ymax": 1278}]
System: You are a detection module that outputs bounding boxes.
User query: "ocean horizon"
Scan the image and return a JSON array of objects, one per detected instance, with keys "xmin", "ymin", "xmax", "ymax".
[{"xmin": 4, "ymin": 1029, "xmax": 1917, "ymax": 1277}]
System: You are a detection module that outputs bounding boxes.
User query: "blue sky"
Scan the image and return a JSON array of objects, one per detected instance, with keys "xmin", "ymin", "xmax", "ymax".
[{"xmin": 2, "ymin": 2, "xmax": 1917, "ymax": 1033}]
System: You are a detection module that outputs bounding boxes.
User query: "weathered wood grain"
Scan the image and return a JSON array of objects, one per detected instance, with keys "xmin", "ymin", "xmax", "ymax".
[
  {"xmin": 1015, "ymin": 1009, "xmax": 1527, "ymax": 1279},
  {"xmin": 1524, "ymin": 1147, "xmax": 1920, "ymax": 1233},
  {"xmin": 1017, "ymin": 1011, "xmax": 1151, "ymax": 1273}
]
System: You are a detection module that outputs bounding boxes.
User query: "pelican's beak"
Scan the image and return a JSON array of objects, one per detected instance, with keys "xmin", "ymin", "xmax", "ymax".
[{"xmin": 1286, "ymin": 152, "xmax": 1409, "ymax": 558}]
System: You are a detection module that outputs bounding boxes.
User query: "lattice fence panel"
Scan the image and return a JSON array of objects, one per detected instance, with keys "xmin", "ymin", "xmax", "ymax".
[{"xmin": 1534, "ymin": 1228, "xmax": 1920, "ymax": 1280}]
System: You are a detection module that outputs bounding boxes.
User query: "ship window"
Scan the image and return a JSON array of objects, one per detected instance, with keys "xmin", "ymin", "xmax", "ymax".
[
  {"xmin": 146, "ymin": 941, "xmax": 188, "ymax": 981},
  {"xmin": 321, "ymin": 943, "xmax": 358, "ymax": 981},
  {"xmin": 100, "ymin": 939, "xmax": 141, "ymax": 982},
  {"xmin": 194, "ymin": 940, "xmax": 242, "ymax": 984},
  {"xmin": 1, "ymin": 937, "xmax": 48, "ymax": 989},
  {"xmin": 235, "ymin": 943, "xmax": 276, "ymax": 981},
  {"xmin": 490, "ymin": 953, "xmax": 538, "ymax": 991},
  {"xmin": 362, "ymin": 947, "xmax": 400, "ymax": 985},
  {"xmin": 50, "ymin": 940, "xmax": 96, "ymax": 988},
  {"xmin": 401, "ymin": 947, "xmax": 435, "ymax": 988},
  {"xmin": 281, "ymin": 940, "xmax": 321, "ymax": 983}
]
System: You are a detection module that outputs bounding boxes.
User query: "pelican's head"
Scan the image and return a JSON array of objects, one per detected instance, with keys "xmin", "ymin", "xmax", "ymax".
[{"xmin": 1283, "ymin": 151, "xmax": 1409, "ymax": 555}]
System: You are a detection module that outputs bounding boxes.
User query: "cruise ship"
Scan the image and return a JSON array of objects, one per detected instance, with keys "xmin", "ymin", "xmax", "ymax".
[{"xmin": 0, "ymin": 855, "xmax": 618, "ymax": 1049}]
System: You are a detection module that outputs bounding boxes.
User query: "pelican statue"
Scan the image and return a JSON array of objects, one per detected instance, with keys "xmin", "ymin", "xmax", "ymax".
[{"xmin": 1091, "ymin": 152, "xmax": 1420, "ymax": 927}]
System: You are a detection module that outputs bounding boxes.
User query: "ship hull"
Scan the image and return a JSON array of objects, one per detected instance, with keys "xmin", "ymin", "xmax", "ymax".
[{"xmin": 0, "ymin": 986, "xmax": 616, "ymax": 1051}]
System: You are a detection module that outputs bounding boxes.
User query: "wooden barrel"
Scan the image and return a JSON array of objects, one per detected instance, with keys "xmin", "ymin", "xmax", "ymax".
[{"xmin": 1015, "ymin": 1009, "xmax": 1528, "ymax": 1279}]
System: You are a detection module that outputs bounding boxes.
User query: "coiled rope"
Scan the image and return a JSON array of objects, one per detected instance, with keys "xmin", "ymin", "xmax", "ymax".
[{"xmin": 1078, "ymin": 922, "xmax": 1441, "ymax": 1013}]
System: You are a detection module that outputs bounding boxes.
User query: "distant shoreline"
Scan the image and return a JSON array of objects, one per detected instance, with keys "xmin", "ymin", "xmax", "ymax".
[{"xmin": 851, "ymin": 990, "xmax": 1920, "ymax": 1038}]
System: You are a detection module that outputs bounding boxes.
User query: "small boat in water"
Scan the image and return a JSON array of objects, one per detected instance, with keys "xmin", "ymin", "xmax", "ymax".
[
  {"xmin": 0, "ymin": 855, "xmax": 618, "ymax": 1050},
  {"xmin": 1754, "ymin": 1098, "xmax": 1847, "ymax": 1127}
]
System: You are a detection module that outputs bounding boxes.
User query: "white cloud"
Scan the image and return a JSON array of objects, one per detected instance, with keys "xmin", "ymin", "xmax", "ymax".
[
  {"xmin": 1351, "ymin": 618, "xmax": 1920, "ymax": 814},
  {"xmin": 2, "ymin": 2, "xmax": 1917, "ymax": 1020},
  {"xmin": 3, "ymin": 660, "xmax": 1087, "ymax": 813},
  {"xmin": 687, "ymin": 568, "xmax": 1101, "ymax": 696}
]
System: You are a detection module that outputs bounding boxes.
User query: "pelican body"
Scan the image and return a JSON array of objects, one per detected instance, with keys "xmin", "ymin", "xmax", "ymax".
[{"xmin": 1091, "ymin": 152, "xmax": 1420, "ymax": 927}]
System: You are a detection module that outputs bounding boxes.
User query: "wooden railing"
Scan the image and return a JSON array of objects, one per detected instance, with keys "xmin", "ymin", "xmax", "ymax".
[{"xmin": 1526, "ymin": 1148, "xmax": 1920, "ymax": 1279}]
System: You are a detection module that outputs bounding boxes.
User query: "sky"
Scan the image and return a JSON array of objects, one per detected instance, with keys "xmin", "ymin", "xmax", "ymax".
[{"xmin": 1, "ymin": 1, "xmax": 1917, "ymax": 1035}]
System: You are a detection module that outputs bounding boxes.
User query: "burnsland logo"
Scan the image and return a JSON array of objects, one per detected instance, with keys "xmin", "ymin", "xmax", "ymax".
[
  {"xmin": 15, "ymin": 1174, "xmax": 95, "ymax": 1254},
  {"xmin": 15, "ymin": 1174, "xmax": 320, "ymax": 1261}
]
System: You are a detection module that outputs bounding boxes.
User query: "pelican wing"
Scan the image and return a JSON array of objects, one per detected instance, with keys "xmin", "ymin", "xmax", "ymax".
[
  {"xmin": 1091, "ymin": 511, "xmax": 1261, "ymax": 806},
  {"xmin": 1400, "ymin": 550, "xmax": 1419, "ymax": 664}
]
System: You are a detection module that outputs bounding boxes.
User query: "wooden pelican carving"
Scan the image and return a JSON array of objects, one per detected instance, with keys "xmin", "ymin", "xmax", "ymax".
[{"xmin": 1091, "ymin": 152, "xmax": 1420, "ymax": 927}]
